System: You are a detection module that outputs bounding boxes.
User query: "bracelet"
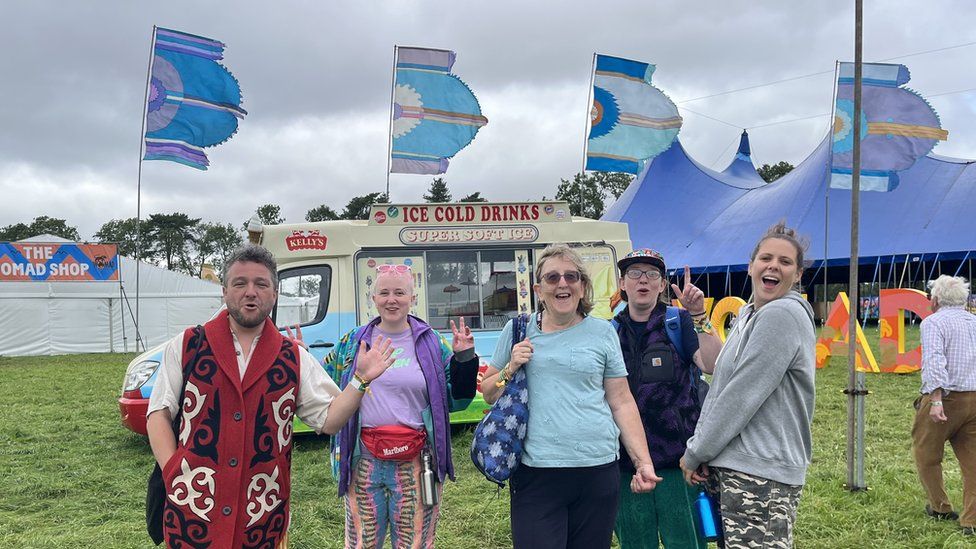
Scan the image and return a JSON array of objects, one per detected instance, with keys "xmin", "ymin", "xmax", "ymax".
[
  {"xmin": 931, "ymin": 400, "xmax": 944, "ymax": 407},
  {"xmin": 690, "ymin": 310, "xmax": 707, "ymax": 319},
  {"xmin": 495, "ymin": 365, "xmax": 510, "ymax": 388},
  {"xmin": 694, "ymin": 318, "xmax": 714, "ymax": 335}
]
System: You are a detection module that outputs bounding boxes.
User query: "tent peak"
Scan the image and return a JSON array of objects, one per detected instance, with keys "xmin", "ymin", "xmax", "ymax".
[{"xmin": 736, "ymin": 129, "xmax": 751, "ymax": 159}]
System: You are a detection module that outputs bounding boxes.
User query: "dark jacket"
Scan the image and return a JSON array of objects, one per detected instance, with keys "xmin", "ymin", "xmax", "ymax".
[{"xmin": 614, "ymin": 303, "xmax": 700, "ymax": 470}]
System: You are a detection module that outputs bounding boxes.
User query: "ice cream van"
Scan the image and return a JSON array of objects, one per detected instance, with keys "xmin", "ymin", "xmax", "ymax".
[{"xmin": 119, "ymin": 201, "xmax": 631, "ymax": 434}]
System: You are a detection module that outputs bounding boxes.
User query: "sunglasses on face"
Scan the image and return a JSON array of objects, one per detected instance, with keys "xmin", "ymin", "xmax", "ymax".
[
  {"xmin": 540, "ymin": 271, "xmax": 581, "ymax": 285},
  {"xmin": 377, "ymin": 264, "xmax": 411, "ymax": 274},
  {"xmin": 625, "ymin": 268, "xmax": 662, "ymax": 281}
]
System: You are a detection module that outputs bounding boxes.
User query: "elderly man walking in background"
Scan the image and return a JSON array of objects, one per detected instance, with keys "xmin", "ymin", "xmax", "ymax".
[{"xmin": 912, "ymin": 275, "xmax": 976, "ymax": 535}]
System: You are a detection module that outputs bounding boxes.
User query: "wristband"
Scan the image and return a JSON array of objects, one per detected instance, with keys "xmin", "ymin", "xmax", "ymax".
[
  {"xmin": 350, "ymin": 373, "xmax": 370, "ymax": 392},
  {"xmin": 931, "ymin": 400, "xmax": 944, "ymax": 407}
]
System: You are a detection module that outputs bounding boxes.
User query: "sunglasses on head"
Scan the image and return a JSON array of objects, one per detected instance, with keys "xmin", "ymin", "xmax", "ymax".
[
  {"xmin": 540, "ymin": 271, "xmax": 581, "ymax": 285},
  {"xmin": 377, "ymin": 264, "xmax": 411, "ymax": 274}
]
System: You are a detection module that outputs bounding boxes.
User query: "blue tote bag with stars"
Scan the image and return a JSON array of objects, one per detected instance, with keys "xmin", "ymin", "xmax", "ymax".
[{"xmin": 470, "ymin": 314, "xmax": 530, "ymax": 487}]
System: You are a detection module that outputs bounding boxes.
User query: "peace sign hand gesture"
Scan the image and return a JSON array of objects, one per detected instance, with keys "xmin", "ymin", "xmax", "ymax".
[
  {"xmin": 450, "ymin": 317, "xmax": 474, "ymax": 353},
  {"xmin": 285, "ymin": 324, "xmax": 308, "ymax": 350},
  {"xmin": 355, "ymin": 335, "xmax": 396, "ymax": 383},
  {"xmin": 670, "ymin": 265, "xmax": 706, "ymax": 316}
]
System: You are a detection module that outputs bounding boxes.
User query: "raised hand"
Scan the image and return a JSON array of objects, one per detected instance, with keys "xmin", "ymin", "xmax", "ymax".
[
  {"xmin": 450, "ymin": 317, "xmax": 474, "ymax": 353},
  {"xmin": 285, "ymin": 324, "xmax": 308, "ymax": 350},
  {"xmin": 355, "ymin": 335, "xmax": 396, "ymax": 382},
  {"xmin": 670, "ymin": 265, "xmax": 706, "ymax": 316}
]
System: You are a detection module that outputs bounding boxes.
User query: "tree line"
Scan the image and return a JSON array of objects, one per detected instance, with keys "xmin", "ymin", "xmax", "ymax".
[{"xmin": 11, "ymin": 167, "xmax": 804, "ymax": 277}]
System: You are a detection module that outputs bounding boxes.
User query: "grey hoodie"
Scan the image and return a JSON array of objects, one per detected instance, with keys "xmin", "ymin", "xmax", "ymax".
[{"xmin": 682, "ymin": 291, "xmax": 816, "ymax": 486}]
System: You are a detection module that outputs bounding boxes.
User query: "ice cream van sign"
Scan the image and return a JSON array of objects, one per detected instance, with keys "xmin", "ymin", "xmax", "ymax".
[
  {"xmin": 285, "ymin": 230, "xmax": 328, "ymax": 251},
  {"xmin": 369, "ymin": 202, "xmax": 570, "ymax": 226},
  {"xmin": 0, "ymin": 243, "xmax": 119, "ymax": 281}
]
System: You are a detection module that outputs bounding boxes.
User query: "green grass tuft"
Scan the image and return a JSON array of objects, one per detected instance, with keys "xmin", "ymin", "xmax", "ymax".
[{"xmin": 1, "ymin": 326, "xmax": 971, "ymax": 547}]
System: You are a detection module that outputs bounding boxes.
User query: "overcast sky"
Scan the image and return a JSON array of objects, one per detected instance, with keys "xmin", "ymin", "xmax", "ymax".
[{"xmin": 2, "ymin": 1, "xmax": 974, "ymax": 240}]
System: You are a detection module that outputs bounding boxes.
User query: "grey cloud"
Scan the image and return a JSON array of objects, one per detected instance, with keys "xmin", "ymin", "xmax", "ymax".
[{"xmin": 2, "ymin": 0, "xmax": 975, "ymax": 240}]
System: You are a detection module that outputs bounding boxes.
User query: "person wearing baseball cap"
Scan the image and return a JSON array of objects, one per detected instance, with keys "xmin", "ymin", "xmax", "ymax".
[{"xmin": 612, "ymin": 248, "xmax": 721, "ymax": 549}]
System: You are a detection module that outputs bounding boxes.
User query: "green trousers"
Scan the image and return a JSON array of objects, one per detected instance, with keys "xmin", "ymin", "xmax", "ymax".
[{"xmin": 614, "ymin": 467, "xmax": 708, "ymax": 549}]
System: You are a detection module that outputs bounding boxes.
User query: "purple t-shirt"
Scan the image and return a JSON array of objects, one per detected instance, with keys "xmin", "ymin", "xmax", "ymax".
[{"xmin": 358, "ymin": 326, "xmax": 429, "ymax": 430}]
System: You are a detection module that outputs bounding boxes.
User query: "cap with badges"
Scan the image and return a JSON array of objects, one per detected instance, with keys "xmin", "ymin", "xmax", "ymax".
[{"xmin": 617, "ymin": 248, "xmax": 666, "ymax": 274}]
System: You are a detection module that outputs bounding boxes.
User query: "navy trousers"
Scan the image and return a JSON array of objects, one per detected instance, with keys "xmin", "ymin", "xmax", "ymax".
[{"xmin": 510, "ymin": 461, "xmax": 621, "ymax": 549}]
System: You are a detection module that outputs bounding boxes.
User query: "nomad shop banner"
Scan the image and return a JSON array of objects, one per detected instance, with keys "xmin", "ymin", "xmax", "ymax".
[{"xmin": 0, "ymin": 242, "xmax": 119, "ymax": 282}]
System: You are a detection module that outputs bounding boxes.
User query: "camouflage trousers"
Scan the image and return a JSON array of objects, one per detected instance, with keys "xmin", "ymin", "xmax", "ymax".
[{"xmin": 710, "ymin": 467, "xmax": 803, "ymax": 549}]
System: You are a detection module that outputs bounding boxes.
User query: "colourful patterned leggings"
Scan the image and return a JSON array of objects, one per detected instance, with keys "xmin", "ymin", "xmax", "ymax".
[{"xmin": 344, "ymin": 455, "xmax": 442, "ymax": 549}]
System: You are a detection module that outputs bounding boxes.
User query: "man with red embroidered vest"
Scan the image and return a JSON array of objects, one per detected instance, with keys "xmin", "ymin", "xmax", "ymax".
[{"xmin": 147, "ymin": 244, "xmax": 395, "ymax": 548}]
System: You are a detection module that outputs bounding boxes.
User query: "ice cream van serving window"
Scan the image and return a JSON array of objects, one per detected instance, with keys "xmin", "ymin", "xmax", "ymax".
[{"xmin": 359, "ymin": 249, "xmax": 531, "ymax": 331}]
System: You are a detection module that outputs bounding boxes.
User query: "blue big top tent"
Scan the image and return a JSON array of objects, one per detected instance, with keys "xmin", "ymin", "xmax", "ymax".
[{"xmin": 602, "ymin": 130, "xmax": 976, "ymax": 302}]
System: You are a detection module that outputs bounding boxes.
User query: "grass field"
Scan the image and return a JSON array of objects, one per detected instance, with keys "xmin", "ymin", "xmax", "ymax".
[{"xmin": 2, "ymin": 325, "xmax": 974, "ymax": 548}]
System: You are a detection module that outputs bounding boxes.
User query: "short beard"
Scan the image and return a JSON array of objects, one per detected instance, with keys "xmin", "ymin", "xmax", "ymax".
[{"xmin": 229, "ymin": 306, "xmax": 266, "ymax": 329}]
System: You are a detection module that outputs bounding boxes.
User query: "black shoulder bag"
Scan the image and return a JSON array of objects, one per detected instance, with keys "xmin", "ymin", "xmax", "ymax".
[{"xmin": 146, "ymin": 326, "xmax": 203, "ymax": 545}]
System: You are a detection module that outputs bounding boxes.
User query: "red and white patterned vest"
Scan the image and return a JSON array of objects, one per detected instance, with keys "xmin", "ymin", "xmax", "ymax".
[{"xmin": 162, "ymin": 311, "xmax": 300, "ymax": 548}]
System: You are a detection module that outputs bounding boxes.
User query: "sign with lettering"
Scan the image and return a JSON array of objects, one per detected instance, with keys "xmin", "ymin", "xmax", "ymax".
[
  {"xmin": 0, "ymin": 242, "xmax": 119, "ymax": 282},
  {"xmin": 285, "ymin": 230, "xmax": 328, "ymax": 251},
  {"xmin": 399, "ymin": 225, "xmax": 539, "ymax": 246},
  {"xmin": 370, "ymin": 202, "xmax": 571, "ymax": 226}
]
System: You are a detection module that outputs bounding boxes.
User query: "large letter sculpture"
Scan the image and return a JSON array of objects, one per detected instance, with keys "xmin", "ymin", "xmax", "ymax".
[
  {"xmin": 878, "ymin": 288, "xmax": 931, "ymax": 373},
  {"xmin": 817, "ymin": 292, "xmax": 880, "ymax": 372}
]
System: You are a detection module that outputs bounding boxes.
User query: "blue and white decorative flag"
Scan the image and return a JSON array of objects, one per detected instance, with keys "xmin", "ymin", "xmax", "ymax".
[
  {"xmin": 586, "ymin": 55, "xmax": 682, "ymax": 175},
  {"xmin": 390, "ymin": 47, "xmax": 488, "ymax": 175},
  {"xmin": 831, "ymin": 62, "xmax": 948, "ymax": 191},
  {"xmin": 143, "ymin": 27, "xmax": 247, "ymax": 170}
]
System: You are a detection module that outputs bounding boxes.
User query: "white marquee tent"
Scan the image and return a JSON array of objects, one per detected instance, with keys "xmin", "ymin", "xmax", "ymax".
[{"xmin": 0, "ymin": 235, "xmax": 223, "ymax": 356}]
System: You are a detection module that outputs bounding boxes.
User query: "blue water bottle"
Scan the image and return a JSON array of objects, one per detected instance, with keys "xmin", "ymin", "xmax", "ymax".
[{"xmin": 694, "ymin": 489, "xmax": 722, "ymax": 542}]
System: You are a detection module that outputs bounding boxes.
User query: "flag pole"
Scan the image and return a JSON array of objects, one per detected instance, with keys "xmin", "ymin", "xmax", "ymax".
[
  {"xmin": 823, "ymin": 61, "xmax": 840, "ymax": 325},
  {"xmin": 386, "ymin": 45, "xmax": 398, "ymax": 199},
  {"xmin": 581, "ymin": 53, "xmax": 597, "ymax": 176},
  {"xmin": 846, "ymin": 0, "xmax": 867, "ymax": 492},
  {"xmin": 134, "ymin": 25, "xmax": 157, "ymax": 352},
  {"xmin": 580, "ymin": 53, "xmax": 596, "ymax": 174}
]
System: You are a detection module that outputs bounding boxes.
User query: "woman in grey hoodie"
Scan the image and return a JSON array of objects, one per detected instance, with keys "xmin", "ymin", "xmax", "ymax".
[{"xmin": 680, "ymin": 222, "xmax": 816, "ymax": 549}]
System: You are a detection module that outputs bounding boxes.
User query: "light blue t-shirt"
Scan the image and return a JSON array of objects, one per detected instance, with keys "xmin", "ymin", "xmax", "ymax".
[{"xmin": 490, "ymin": 314, "xmax": 627, "ymax": 468}]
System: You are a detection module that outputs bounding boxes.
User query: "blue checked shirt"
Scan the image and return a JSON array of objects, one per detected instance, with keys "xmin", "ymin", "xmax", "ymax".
[{"xmin": 920, "ymin": 306, "xmax": 976, "ymax": 395}]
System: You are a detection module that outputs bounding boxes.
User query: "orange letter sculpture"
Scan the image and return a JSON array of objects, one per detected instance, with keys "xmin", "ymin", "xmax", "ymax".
[
  {"xmin": 878, "ymin": 288, "xmax": 931, "ymax": 373},
  {"xmin": 816, "ymin": 292, "xmax": 880, "ymax": 372},
  {"xmin": 710, "ymin": 296, "xmax": 746, "ymax": 342},
  {"xmin": 673, "ymin": 296, "xmax": 746, "ymax": 342}
]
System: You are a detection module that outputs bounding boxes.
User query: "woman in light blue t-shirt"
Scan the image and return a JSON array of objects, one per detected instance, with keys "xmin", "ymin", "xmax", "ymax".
[{"xmin": 481, "ymin": 244, "xmax": 661, "ymax": 549}]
